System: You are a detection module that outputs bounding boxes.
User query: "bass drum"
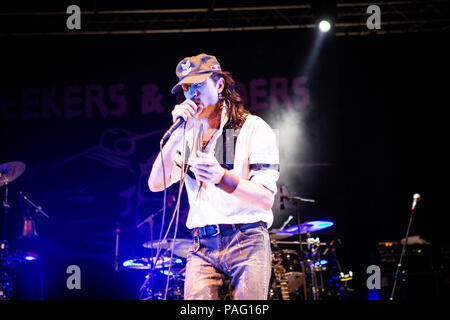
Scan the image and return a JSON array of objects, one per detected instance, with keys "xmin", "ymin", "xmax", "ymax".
[{"xmin": 269, "ymin": 249, "xmax": 305, "ymax": 299}]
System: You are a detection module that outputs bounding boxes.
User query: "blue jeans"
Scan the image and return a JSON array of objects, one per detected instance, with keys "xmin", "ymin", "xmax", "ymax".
[{"xmin": 184, "ymin": 224, "xmax": 272, "ymax": 300}]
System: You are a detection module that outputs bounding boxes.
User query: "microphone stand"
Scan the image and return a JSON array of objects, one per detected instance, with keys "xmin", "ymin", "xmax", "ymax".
[
  {"xmin": 389, "ymin": 195, "xmax": 420, "ymax": 301},
  {"xmin": 284, "ymin": 195, "xmax": 316, "ymax": 300}
]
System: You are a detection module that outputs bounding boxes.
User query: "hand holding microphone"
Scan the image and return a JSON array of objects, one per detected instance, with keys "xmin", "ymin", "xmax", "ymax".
[
  {"xmin": 161, "ymin": 99, "xmax": 203, "ymax": 142},
  {"xmin": 172, "ymin": 99, "xmax": 203, "ymax": 129}
]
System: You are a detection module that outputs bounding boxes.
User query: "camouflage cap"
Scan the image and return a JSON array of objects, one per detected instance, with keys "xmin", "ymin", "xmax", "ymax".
[{"xmin": 171, "ymin": 53, "xmax": 222, "ymax": 94}]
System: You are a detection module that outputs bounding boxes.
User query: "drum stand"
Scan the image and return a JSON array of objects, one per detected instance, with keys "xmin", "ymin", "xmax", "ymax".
[
  {"xmin": 1, "ymin": 173, "xmax": 12, "ymax": 300},
  {"xmin": 307, "ymin": 235, "xmax": 324, "ymax": 300},
  {"xmin": 285, "ymin": 195, "xmax": 316, "ymax": 300}
]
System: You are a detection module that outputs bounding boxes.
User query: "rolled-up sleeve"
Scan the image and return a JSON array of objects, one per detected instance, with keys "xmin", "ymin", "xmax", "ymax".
[{"xmin": 248, "ymin": 118, "xmax": 280, "ymax": 194}]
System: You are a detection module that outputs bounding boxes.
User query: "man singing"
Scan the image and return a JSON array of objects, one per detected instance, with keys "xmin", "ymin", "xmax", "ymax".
[{"xmin": 148, "ymin": 53, "xmax": 279, "ymax": 299}]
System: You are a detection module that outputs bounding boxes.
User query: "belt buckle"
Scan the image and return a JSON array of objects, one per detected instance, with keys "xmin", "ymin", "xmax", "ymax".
[{"xmin": 211, "ymin": 224, "xmax": 220, "ymax": 237}]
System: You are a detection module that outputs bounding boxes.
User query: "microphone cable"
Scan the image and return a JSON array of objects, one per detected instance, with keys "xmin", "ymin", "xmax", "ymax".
[
  {"xmin": 162, "ymin": 128, "xmax": 188, "ymax": 300},
  {"xmin": 139, "ymin": 123, "xmax": 189, "ymax": 300}
]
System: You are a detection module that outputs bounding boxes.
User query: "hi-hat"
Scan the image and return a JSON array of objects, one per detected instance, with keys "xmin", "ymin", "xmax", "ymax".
[
  {"xmin": 143, "ymin": 238, "xmax": 191, "ymax": 258},
  {"xmin": 269, "ymin": 230, "xmax": 293, "ymax": 240},
  {"xmin": 0, "ymin": 161, "xmax": 26, "ymax": 187}
]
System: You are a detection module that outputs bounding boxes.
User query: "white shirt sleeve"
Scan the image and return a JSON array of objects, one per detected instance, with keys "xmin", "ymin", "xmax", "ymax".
[{"xmin": 248, "ymin": 117, "xmax": 280, "ymax": 194}]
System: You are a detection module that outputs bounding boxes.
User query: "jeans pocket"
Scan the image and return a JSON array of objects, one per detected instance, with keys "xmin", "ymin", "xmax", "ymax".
[{"xmin": 238, "ymin": 226, "xmax": 265, "ymax": 241}]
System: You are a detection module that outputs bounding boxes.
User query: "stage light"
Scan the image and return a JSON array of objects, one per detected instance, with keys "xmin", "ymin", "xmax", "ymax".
[
  {"xmin": 318, "ymin": 19, "xmax": 331, "ymax": 32},
  {"xmin": 311, "ymin": 0, "xmax": 336, "ymax": 33}
]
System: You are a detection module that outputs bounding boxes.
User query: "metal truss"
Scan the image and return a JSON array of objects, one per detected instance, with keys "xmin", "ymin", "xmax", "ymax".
[{"xmin": 0, "ymin": 1, "xmax": 449, "ymax": 37}]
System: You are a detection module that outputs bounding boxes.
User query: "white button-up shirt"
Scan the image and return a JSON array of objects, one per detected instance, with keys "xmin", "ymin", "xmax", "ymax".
[{"xmin": 169, "ymin": 107, "xmax": 279, "ymax": 229}]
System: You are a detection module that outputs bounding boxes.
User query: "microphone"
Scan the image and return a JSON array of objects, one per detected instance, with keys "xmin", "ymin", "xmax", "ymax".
[
  {"xmin": 411, "ymin": 193, "xmax": 421, "ymax": 211},
  {"xmin": 161, "ymin": 117, "xmax": 185, "ymax": 143},
  {"xmin": 280, "ymin": 185, "xmax": 285, "ymax": 210},
  {"xmin": 280, "ymin": 215, "xmax": 293, "ymax": 231}
]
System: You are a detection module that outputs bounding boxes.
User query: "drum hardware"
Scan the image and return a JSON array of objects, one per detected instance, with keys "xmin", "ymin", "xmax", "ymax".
[
  {"xmin": 18, "ymin": 191, "xmax": 50, "ymax": 219},
  {"xmin": 306, "ymin": 236, "xmax": 324, "ymax": 300},
  {"xmin": 18, "ymin": 192, "xmax": 50, "ymax": 240},
  {"xmin": 279, "ymin": 215, "xmax": 293, "ymax": 231},
  {"xmin": 320, "ymin": 237, "xmax": 354, "ymax": 299},
  {"xmin": 20, "ymin": 213, "xmax": 38, "ymax": 239},
  {"xmin": 1, "ymin": 161, "xmax": 29, "ymax": 300},
  {"xmin": 140, "ymin": 272, "xmax": 184, "ymax": 300},
  {"xmin": 339, "ymin": 271, "xmax": 353, "ymax": 281},
  {"xmin": 114, "ymin": 222, "xmax": 120, "ymax": 272},
  {"xmin": 277, "ymin": 191, "xmax": 316, "ymax": 300},
  {"xmin": 136, "ymin": 209, "xmax": 159, "ymax": 299}
]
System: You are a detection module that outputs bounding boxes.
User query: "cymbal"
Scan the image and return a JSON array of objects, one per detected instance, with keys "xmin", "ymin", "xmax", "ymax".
[
  {"xmin": 122, "ymin": 256, "xmax": 183, "ymax": 270},
  {"xmin": 143, "ymin": 238, "xmax": 191, "ymax": 258},
  {"xmin": 171, "ymin": 239, "xmax": 191, "ymax": 258},
  {"xmin": 269, "ymin": 230, "xmax": 293, "ymax": 240},
  {"xmin": 0, "ymin": 161, "xmax": 26, "ymax": 187},
  {"xmin": 271, "ymin": 240, "xmax": 326, "ymax": 246},
  {"xmin": 0, "ymin": 250, "xmax": 39, "ymax": 265},
  {"xmin": 271, "ymin": 220, "xmax": 334, "ymax": 238}
]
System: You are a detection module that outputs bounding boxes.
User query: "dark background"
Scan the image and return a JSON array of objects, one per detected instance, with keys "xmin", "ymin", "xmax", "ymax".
[{"xmin": 1, "ymin": 9, "xmax": 448, "ymax": 300}]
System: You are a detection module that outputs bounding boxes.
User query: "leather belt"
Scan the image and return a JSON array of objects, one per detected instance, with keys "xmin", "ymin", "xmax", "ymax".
[{"xmin": 191, "ymin": 221, "xmax": 267, "ymax": 239}]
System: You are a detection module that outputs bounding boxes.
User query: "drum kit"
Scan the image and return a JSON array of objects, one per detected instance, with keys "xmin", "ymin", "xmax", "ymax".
[
  {"xmin": 268, "ymin": 220, "xmax": 352, "ymax": 300},
  {"xmin": 125, "ymin": 238, "xmax": 190, "ymax": 300},
  {"xmin": 122, "ymin": 217, "xmax": 352, "ymax": 300},
  {"xmin": 1, "ymin": 161, "xmax": 45, "ymax": 300}
]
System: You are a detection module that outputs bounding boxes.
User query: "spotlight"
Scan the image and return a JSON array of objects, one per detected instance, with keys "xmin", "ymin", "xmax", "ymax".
[
  {"xmin": 318, "ymin": 19, "xmax": 331, "ymax": 32},
  {"xmin": 311, "ymin": 0, "xmax": 336, "ymax": 33}
]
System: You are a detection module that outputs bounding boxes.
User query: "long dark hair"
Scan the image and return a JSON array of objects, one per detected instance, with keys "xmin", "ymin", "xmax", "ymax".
[{"xmin": 211, "ymin": 71, "xmax": 250, "ymax": 130}]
